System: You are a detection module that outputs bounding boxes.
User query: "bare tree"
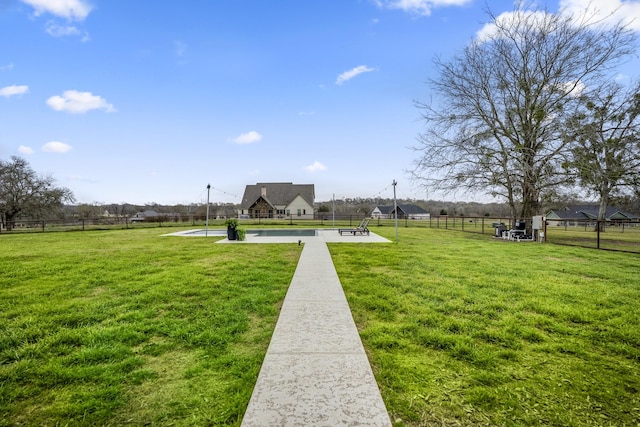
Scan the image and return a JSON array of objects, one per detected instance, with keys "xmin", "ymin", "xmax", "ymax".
[
  {"xmin": 0, "ymin": 156, "xmax": 75, "ymax": 230},
  {"xmin": 565, "ymin": 81, "xmax": 640, "ymax": 227},
  {"xmin": 411, "ymin": 4, "xmax": 636, "ymax": 221}
]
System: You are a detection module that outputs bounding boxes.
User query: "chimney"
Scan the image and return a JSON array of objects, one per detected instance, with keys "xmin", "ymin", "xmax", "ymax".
[{"xmin": 261, "ymin": 186, "xmax": 267, "ymax": 198}]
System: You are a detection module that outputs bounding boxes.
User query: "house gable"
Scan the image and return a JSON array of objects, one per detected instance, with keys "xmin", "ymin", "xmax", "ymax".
[
  {"xmin": 239, "ymin": 182, "xmax": 315, "ymax": 218},
  {"xmin": 286, "ymin": 194, "xmax": 313, "ymax": 216}
]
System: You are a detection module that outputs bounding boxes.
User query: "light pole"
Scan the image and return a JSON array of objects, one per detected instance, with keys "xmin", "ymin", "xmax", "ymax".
[
  {"xmin": 205, "ymin": 184, "xmax": 211, "ymax": 237},
  {"xmin": 392, "ymin": 180, "xmax": 398, "ymax": 243},
  {"xmin": 332, "ymin": 193, "xmax": 335, "ymax": 228}
]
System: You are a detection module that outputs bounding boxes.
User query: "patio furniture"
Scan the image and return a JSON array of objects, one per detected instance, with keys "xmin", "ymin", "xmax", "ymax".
[{"xmin": 338, "ymin": 219, "xmax": 370, "ymax": 236}]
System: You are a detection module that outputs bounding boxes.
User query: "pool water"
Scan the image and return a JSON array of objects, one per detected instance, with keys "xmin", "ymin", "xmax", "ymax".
[
  {"xmin": 180, "ymin": 229, "xmax": 317, "ymax": 237},
  {"xmin": 247, "ymin": 229, "xmax": 317, "ymax": 237},
  {"xmin": 183, "ymin": 229, "xmax": 227, "ymax": 236}
]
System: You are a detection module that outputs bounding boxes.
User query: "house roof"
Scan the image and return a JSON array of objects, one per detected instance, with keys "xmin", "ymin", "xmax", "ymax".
[
  {"xmin": 372, "ymin": 204, "xmax": 428, "ymax": 215},
  {"xmin": 546, "ymin": 205, "xmax": 639, "ymax": 220},
  {"xmin": 133, "ymin": 210, "xmax": 160, "ymax": 217},
  {"xmin": 397, "ymin": 204, "xmax": 429, "ymax": 215},
  {"xmin": 240, "ymin": 182, "xmax": 315, "ymax": 209}
]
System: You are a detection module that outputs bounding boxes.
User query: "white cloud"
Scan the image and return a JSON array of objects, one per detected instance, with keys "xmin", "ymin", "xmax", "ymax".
[
  {"xmin": 45, "ymin": 22, "xmax": 88, "ymax": 40},
  {"xmin": 0, "ymin": 85, "xmax": 29, "ymax": 97},
  {"xmin": 46, "ymin": 22, "xmax": 79, "ymax": 36},
  {"xmin": 230, "ymin": 131, "xmax": 262, "ymax": 145},
  {"xmin": 558, "ymin": 80, "xmax": 586, "ymax": 97},
  {"xmin": 42, "ymin": 141, "xmax": 73, "ymax": 153},
  {"xmin": 373, "ymin": 0, "xmax": 471, "ymax": 16},
  {"xmin": 46, "ymin": 90, "xmax": 115, "ymax": 114},
  {"xmin": 18, "ymin": 145, "xmax": 34, "ymax": 155},
  {"xmin": 476, "ymin": 10, "xmax": 551, "ymax": 42},
  {"xmin": 615, "ymin": 73, "xmax": 629, "ymax": 82},
  {"xmin": 477, "ymin": 1, "xmax": 640, "ymax": 42},
  {"xmin": 336, "ymin": 65, "xmax": 376, "ymax": 85},
  {"xmin": 560, "ymin": 0, "xmax": 640, "ymax": 31},
  {"xmin": 21, "ymin": 0, "xmax": 92, "ymax": 21},
  {"xmin": 304, "ymin": 161, "xmax": 327, "ymax": 172},
  {"xmin": 0, "ymin": 63, "xmax": 14, "ymax": 71}
]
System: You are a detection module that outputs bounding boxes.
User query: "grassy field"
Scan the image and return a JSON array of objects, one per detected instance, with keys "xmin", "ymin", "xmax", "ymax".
[
  {"xmin": 2, "ymin": 226, "xmax": 639, "ymax": 426},
  {"xmin": 331, "ymin": 226, "xmax": 640, "ymax": 426},
  {"xmin": 0, "ymin": 228, "xmax": 301, "ymax": 426}
]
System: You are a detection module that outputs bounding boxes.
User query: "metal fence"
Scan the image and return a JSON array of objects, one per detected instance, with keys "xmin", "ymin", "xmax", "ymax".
[
  {"xmin": 0, "ymin": 216, "xmax": 205, "ymax": 233},
  {"xmin": 0, "ymin": 214, "xmax": 372, "ymax": 234},
  {"xmin": 421, "ymin": 215, "xmax": 640, "ymax": 254},
  {"xmin": 543, "ymin": 219, "xmax": 640, "ymax": 253},
  {"xmin": 3, "ymin": 214, "xmax": 639, "ymax": 254}
]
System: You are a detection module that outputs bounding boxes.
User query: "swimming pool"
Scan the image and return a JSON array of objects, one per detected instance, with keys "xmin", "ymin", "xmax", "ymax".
[
  {"xmin": 175, "ymin": 229, "xmax": 317, "ymax": 237},
  {"xmin": 180, "ymin": 229, "xmax": 227, "ymax": 236},
  {"xmin": 247, "ymin": 229, "xmax": 317, "ymax": 237}
]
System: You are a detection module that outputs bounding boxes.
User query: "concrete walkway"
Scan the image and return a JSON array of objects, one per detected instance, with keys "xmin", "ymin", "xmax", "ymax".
[{"xmin": 241, "ymin": 238, "xmax": 392, "ymax": 426}]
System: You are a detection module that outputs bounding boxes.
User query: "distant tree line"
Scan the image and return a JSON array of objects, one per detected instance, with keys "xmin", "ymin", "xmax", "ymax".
[{"xmin": 3, "ymin": 158, "xmax": 640, "ymax": 231}]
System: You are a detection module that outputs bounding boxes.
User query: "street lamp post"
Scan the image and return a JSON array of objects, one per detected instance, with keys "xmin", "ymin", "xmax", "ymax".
[
  {"xmin": 392, "ymin": 180, "xmax": 398, "ymax": 243},
  {"xmin": 205, "ymin": 184, "xmax": 211, "ymax": 237},
  {"xmin": 332, "ymin": 193, "xmax": 335, "ymax": 228}
]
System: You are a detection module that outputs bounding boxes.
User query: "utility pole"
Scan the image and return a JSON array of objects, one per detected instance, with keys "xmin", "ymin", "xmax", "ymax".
[
  {"xmin": 205, "ymin": 183, "xmax": 211, "ymax": 237},
  {"xmin": 393, "ymin": 180, "xmax": 398, "ymax": 243},
  {"xmin": 332, "ymin": 193, "xmax": 335, "ymax": 228}
]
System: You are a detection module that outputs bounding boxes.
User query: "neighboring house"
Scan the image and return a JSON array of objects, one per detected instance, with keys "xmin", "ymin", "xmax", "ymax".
[
  {"xmin": 546, "ymin": 205, "xmax": 639, "ymax": 223},
  {"xmin": 238, "ymin": 182, "xmax": 315, "ymax": 219},
  {"xmin": 130, "ymin": 210, "xmax": 180, "ymax": 222},
  {"xmin": 371, "ymin": 204, "xmax": 430, "ymax": 220}
]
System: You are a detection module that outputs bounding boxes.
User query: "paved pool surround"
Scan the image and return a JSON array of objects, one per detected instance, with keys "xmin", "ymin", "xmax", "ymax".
[{"xmin": 168, "ymin": 228, "xmax": 389, "ymax": 243}]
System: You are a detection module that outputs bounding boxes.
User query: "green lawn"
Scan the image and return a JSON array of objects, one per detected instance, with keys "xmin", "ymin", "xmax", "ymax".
[
  {"xmin": 1, "ymin": 226, "xmax": 639, "ymax": 426},
  {"xmin": 0, "ymin": 228, "xmax": 301, "ymax": 426},
  {"xmin": 331, "ymin": 227, "xmax": 640, "ymax": 426}
]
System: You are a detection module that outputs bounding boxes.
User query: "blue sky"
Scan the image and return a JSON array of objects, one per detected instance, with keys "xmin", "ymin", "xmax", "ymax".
[{"xmin": 2, "ymin": 0, "xmax": 639, "ymax": 205}]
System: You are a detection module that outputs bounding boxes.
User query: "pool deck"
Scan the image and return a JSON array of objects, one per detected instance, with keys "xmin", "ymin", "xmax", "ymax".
[
  {"xmin": 166, "ymin": 228, "xmax": 390, "ymax": 244},
  {"xmin": 222, "ymin": 228, "xmax": 390, "ymax": 244}
]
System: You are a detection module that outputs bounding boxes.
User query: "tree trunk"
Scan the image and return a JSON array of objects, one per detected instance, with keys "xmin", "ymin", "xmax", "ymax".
[
  {"xmin": 596, "ymin": 190, "xmax": 610, "ymax": 232},
  {"xmin": 4, "ymin": 210, "xmax": 19, "ymax": 231}
]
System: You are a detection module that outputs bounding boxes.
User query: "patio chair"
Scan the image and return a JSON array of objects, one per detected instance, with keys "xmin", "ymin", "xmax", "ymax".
[{"xmin": 338, "ymin": 218, "xmax": 370, "ymax": 236}]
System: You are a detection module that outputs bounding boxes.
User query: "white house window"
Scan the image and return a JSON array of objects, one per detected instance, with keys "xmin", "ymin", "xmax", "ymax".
[{"xmin": 297, "ymin": 209, "xmax": 301, "ymax": 216}]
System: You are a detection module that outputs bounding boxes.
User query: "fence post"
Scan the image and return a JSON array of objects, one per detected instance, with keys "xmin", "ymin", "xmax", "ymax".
[
  {"xmin": 482, "ymin": 217, "xmax": 484, "ymax": 234},
  {"xmin": 597, "ymin": 221, "xmax": 601, "ymax": 249},
  {"xmin": 82, "ymin": 219, "xmax": 85, "ymax": 231},
  {"xmin": 42, "ymin": 221, "xmax": 45, "ymax": 232}
]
